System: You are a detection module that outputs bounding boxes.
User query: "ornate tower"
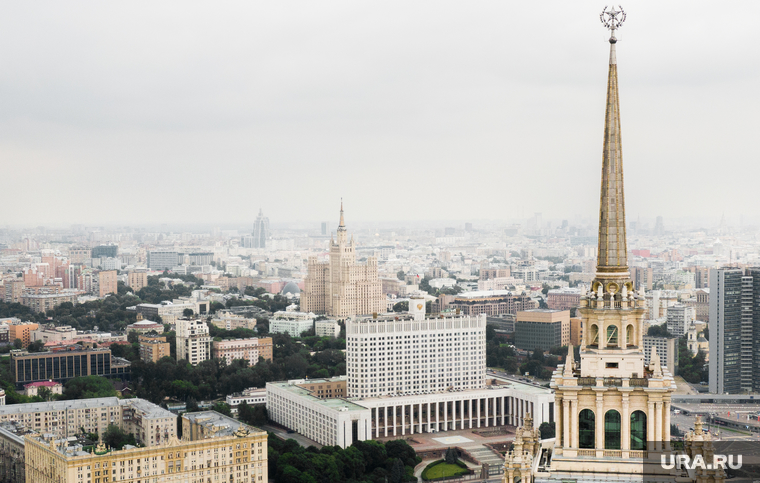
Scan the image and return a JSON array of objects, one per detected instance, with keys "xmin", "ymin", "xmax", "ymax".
[
  {"xmin": 549, "ymin": 6, "xmax": 676, "ymax": 476},
  {"xmin": 502, "ymin": 8, "xmax": 698, "ymax": 483}
]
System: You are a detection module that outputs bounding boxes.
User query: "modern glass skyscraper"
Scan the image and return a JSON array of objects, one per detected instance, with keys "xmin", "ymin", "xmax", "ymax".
[{"xmin": 252, "ymin": 208, "xmax": 269, "ymax": 248}]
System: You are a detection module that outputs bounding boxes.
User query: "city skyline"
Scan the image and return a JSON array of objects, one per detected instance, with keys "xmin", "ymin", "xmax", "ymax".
[{"xmin": 1, "ymin": 2, "xmax": 759, "ymax": 225}]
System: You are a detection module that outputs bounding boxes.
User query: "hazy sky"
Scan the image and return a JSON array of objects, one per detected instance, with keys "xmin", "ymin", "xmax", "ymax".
[{"xmin": 1, "ymin": 1, "xmax": 759, "ymax": 227}]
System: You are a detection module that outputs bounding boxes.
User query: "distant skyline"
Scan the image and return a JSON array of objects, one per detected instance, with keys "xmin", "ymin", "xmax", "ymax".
[{"xmin": 1, "ymin": 2, "xmax": 759, "ymax": 225}]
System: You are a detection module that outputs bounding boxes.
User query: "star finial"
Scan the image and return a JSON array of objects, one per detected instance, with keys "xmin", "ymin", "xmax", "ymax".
[{"xmin": 600, "ymin": 5, "xmax": 626, "ymax": 38}]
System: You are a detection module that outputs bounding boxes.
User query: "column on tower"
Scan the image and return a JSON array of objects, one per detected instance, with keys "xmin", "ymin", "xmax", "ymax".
[
  {"xmin": 555, "ymin": 394, "xmax": 563, "ymax": 448},
  {"xmin": 655, "ymin": 401, "xmax": 663, "ymax": 451},
  {"xmin": 621, "ymin": 395, "xmax": 630, "ymax": 451},
  {"xmin": 571, "ymin": 399, "xmax": 579, "ymax": 448},
  {"xmin": 595, "ymin": 394, "xmax": 604, "ymax": 454},
  {"xmin": 563, "ymin": 399, "xmax": 571, "ymax": 449}
]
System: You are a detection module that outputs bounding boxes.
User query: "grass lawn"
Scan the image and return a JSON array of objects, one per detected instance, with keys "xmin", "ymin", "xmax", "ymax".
[{"xmin": 422, "ymin": 461, "xmax": 470, "ymax": 480}]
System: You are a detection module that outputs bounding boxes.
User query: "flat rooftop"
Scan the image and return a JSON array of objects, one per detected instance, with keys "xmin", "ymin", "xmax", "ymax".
[
  {"xmin": 268, "ymin": 381, "xmax": 368, "ymax": 413},
  {"xmin": 183, "ymin": 411, "xmax": 261, "ymax": 437},
  {"xmin": 0, "ymin": 397, "xmax": 175, "ymax": 420}
]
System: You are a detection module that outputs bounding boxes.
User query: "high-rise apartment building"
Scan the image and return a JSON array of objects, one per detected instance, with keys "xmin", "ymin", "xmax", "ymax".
[
  {"xmin": 176, "ymin": 318, "xmax": 211, "ymax": 366},
  {"xmin": 252, "ymin": 208, "xmax": 269, "ymax": 249},
  {"xmin": 127, "ymin": 269, "xmax": 148, "ymax": 291},
  {"xmin": 3, "ymin": 279, "xmax": 24, "ymax": 303},
  {"xmin": 665, "ymin": 304, "xmax": 694, "ymax": 337},
  {"xmin": 96, "ymin": 269, "xmax": 118, "ymax": 297},
  {"xmin": 708, "ymin": 267, "xmax": 760, "ymax": 394},
  {"xmin": 301, "ymin": 204, "xmax": 384, "ymax": 318}
]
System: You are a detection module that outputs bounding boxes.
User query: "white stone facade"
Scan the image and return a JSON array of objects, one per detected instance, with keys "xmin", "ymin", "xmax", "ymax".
[{"xmin": 346, "ymin": 313, "xmax": 487, "ymax": 398}]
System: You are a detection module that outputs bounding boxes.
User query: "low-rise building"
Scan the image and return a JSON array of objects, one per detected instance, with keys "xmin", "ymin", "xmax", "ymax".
[
  {"xmin": 448, "ymin": 290, "xmax": 536, "ymax": 316},
  {"xmin": 20, "ymin": 290, "xmax": 80, "ymax": 313},
  {"xmin": 31, "ymin": 324, "xmax": 78, "ymax": 344},
  {"xmin": 486, "ymin": 314, "xmax": 516, "ymax": 334},
  {"xmin": 315, "ymin": 319, "xmax": 340, "ymax": 338},
  {"xmin": 209, "ymin": 312, "xmax": 258, "ymax": 331},
  {"xmin": 212, "ymin": 337, "xmax": 273, "ymax": 366},
  {"xmin": 546, "ymin": 287, "xmax": 582, "ymax": 311},
  {"xmin": 267, "ymin": 376, "xmax": 553, "ymax": 449},
  {"xmin": 11, "ymin": 346, "xmax": 131, "ymax": 386},
  {"xmin": 226, "ymin": 387, "xmax": 267, "ymax": 414},
  {"xmin": 514, "ymin": 309, "xmax": 571, "ymax": 351},
  {"xmin": 126, "ymin": 319, "xmax": 165, "ymax": 334},
  {"xmin": 269, "ymin": 311, "xmax": 314, "ymax": 336},
  {"xmin": 139, "ymin": 335, "xmax": 171, "ymax": 362},
  {"xmin": 23, "ymin": 380, "xmax": 64, "ymax": 397},
  {"xmin": 8, "ymin": 322, "xmax": 39, "ymax": 348}
]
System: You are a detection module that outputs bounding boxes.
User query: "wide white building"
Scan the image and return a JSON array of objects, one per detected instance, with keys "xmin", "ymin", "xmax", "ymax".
[
  {"xmin": 269, "ymin": 311, "xmax": 314, "ymax": 336},
  {"xmin": 267, "ymin": 300, "xmax": 553, "ymax": 448},
  {"xmin": 346, "ymin": 303, "xmax": 486, "ymax": 397},
  {"xmin": 315, "ymin": 319, "xmax": 340, "ymax": 338},
  {"xmin": 176, "ymin": 318, "xmax": 211, "ymax": 366}
]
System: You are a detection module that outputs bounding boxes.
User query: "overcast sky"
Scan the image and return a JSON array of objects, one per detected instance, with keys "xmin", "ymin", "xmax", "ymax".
[{"xmin": 1, "ymin": 1, "xmax": 759, "ymax": 228}]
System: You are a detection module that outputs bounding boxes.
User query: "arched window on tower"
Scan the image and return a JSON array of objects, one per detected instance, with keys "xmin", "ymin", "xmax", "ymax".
[
  {"xmin": 604, "ymin": 410, "xmax": 621, "ymax": 449},
  {"xmin": 579, "ymin": 409, "xmax": 595, "ymax": 448},
  {"xmin": 589, "ymin": 324, "xmax": 599, "ymax": 348},
  {"xmin": 626, "ymin": 324, "xmax": 634, "ymax": 347},
  {"xmin": 606, "ymin": 325, "xmax": 618, "ymax": 347},
  {"xmin": 630, "ymin": 410, "xmax": 647, "ymax": 450}
]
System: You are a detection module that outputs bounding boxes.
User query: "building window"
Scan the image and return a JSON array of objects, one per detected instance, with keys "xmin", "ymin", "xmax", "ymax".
[
  {"xmin": 606, "ymin": 326, "xmax": 618, "ymax": 347},
  {"xmin": 630, "ymin": 410, "xmax": 647, "ymax": 450},
  {"xmin": 578, "ymin": 409, "xmax": 595, "ymax": 449},
  {"xmin": 604, "ymin": 410, "xmax": 621, "ymax": 449}
]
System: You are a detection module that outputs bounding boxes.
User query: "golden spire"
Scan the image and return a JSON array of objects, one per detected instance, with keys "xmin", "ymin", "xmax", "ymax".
[{"xmin": 596, "ymin": 6, "xmax": 630, "ymax": 286}]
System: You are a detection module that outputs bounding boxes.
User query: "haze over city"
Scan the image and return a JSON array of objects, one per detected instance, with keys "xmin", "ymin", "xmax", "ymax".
[{"xmin": 2, "ymin": 1, "xmax": 759, "ymax": 226}]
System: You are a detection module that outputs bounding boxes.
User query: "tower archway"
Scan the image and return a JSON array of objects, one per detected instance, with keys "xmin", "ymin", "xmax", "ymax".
[
  {"xmin": 630, "ymin": 410, "xmax": 647, "ymax": 450},
  {"xmin": 604, "ymin": 410, "xmax": 621, "ymax": 449},
  {"xmin": 579, "ymin": 409, "xmax": 595, "ymax": 449}
]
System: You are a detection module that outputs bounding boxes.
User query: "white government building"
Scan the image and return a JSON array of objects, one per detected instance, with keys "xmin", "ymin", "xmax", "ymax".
[{"xmin": 267, "ymin": 300, "xmax": 553, "ymax": 448}]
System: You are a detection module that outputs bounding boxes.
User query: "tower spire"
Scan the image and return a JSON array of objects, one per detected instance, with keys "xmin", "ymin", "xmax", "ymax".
[
  {"xmin": 338, "ymin": 198, "xmax": 346, "ymax": 230},
  {"xmin": 596, "ymin": 5, "xmax": 630, "ymax": 287}
]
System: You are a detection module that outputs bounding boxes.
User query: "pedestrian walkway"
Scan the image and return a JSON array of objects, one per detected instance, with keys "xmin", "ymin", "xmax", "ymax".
[{"xmin": 462, "ymin": 445, "xmax": 504, "ymax": 467}]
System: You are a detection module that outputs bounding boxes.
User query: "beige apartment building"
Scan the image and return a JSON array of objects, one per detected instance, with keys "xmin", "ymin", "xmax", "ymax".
[
  {"xmin": 139, "ymin": 335, "xmax": 171, "ymax": 362},
  {"xmin": 8, "ymin": 322, "xmax": 39, "ymax": 348},
  {"xmin": 20, "ymin": 290, "xmax": 80, "ymax": 314},
  {"xmin": 97, "ymin": 270, "xmax": 118, "ymax": 297},
  {"xmin": 127, "ymin": 270, "xmax": 148, "ymax": 291},
  {"xmin": 24, "ymin": 411, "xmax": 268, "ymax": 483},
  {"xmin": 515, "ymin": 309, "xmax": 571, "ymax": 351},
  {"xmin": 0, "ymin": 398, "xmax": 175, "ymax": 445},
  {"xmin": 301, "ymin": 204, "xmax": 384, "ymax": 318},
  {"xmin": 212, "ymin": 337, "xmax": 273, "ymax": 366}
]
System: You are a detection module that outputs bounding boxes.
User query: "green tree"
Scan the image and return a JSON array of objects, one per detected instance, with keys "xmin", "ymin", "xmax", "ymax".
[
  {"xmin": 390, "ymin": 458, "xmax": 405, "ymax": 483},
  {"xmin": 444, "ymin": 447, "xmax": 458, "ymax": 465},
  {"xmin": 539, "ymin": 421, "xmax": 555, "ymax": 439},
  {"xmin": 647, "ymin": 325, "xmax": 673, "ymax": 338},
  {"xmin": 183, "ymin": 308, "xmax": 194, "ymax": 317},
  {"xmin": 13, "ymin": 339, "xmax": 22, "ymax": 349},
  {"xmin": 62, "ymin": 376, "xmax": 117, "ymax": 400},
  {"xmin": 103, "ymin": 424, "xmax": 136, "ymax": 450},
  {"xmin": 212, "ymin": 402, "xmax": 232, "ymax": 416},
  {"xmin": 392, "ymin": 301, "xmax": 408, "ymax": 312}
]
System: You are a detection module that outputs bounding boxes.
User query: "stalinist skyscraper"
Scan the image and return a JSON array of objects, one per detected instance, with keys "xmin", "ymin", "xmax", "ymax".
[
  {"xmin": 301, "ymin": 203, "xmax": 384, "ymax": 318},
  {"xmin": 503, "ymin": 8, "xmax": 723, "ymax": 483}
]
